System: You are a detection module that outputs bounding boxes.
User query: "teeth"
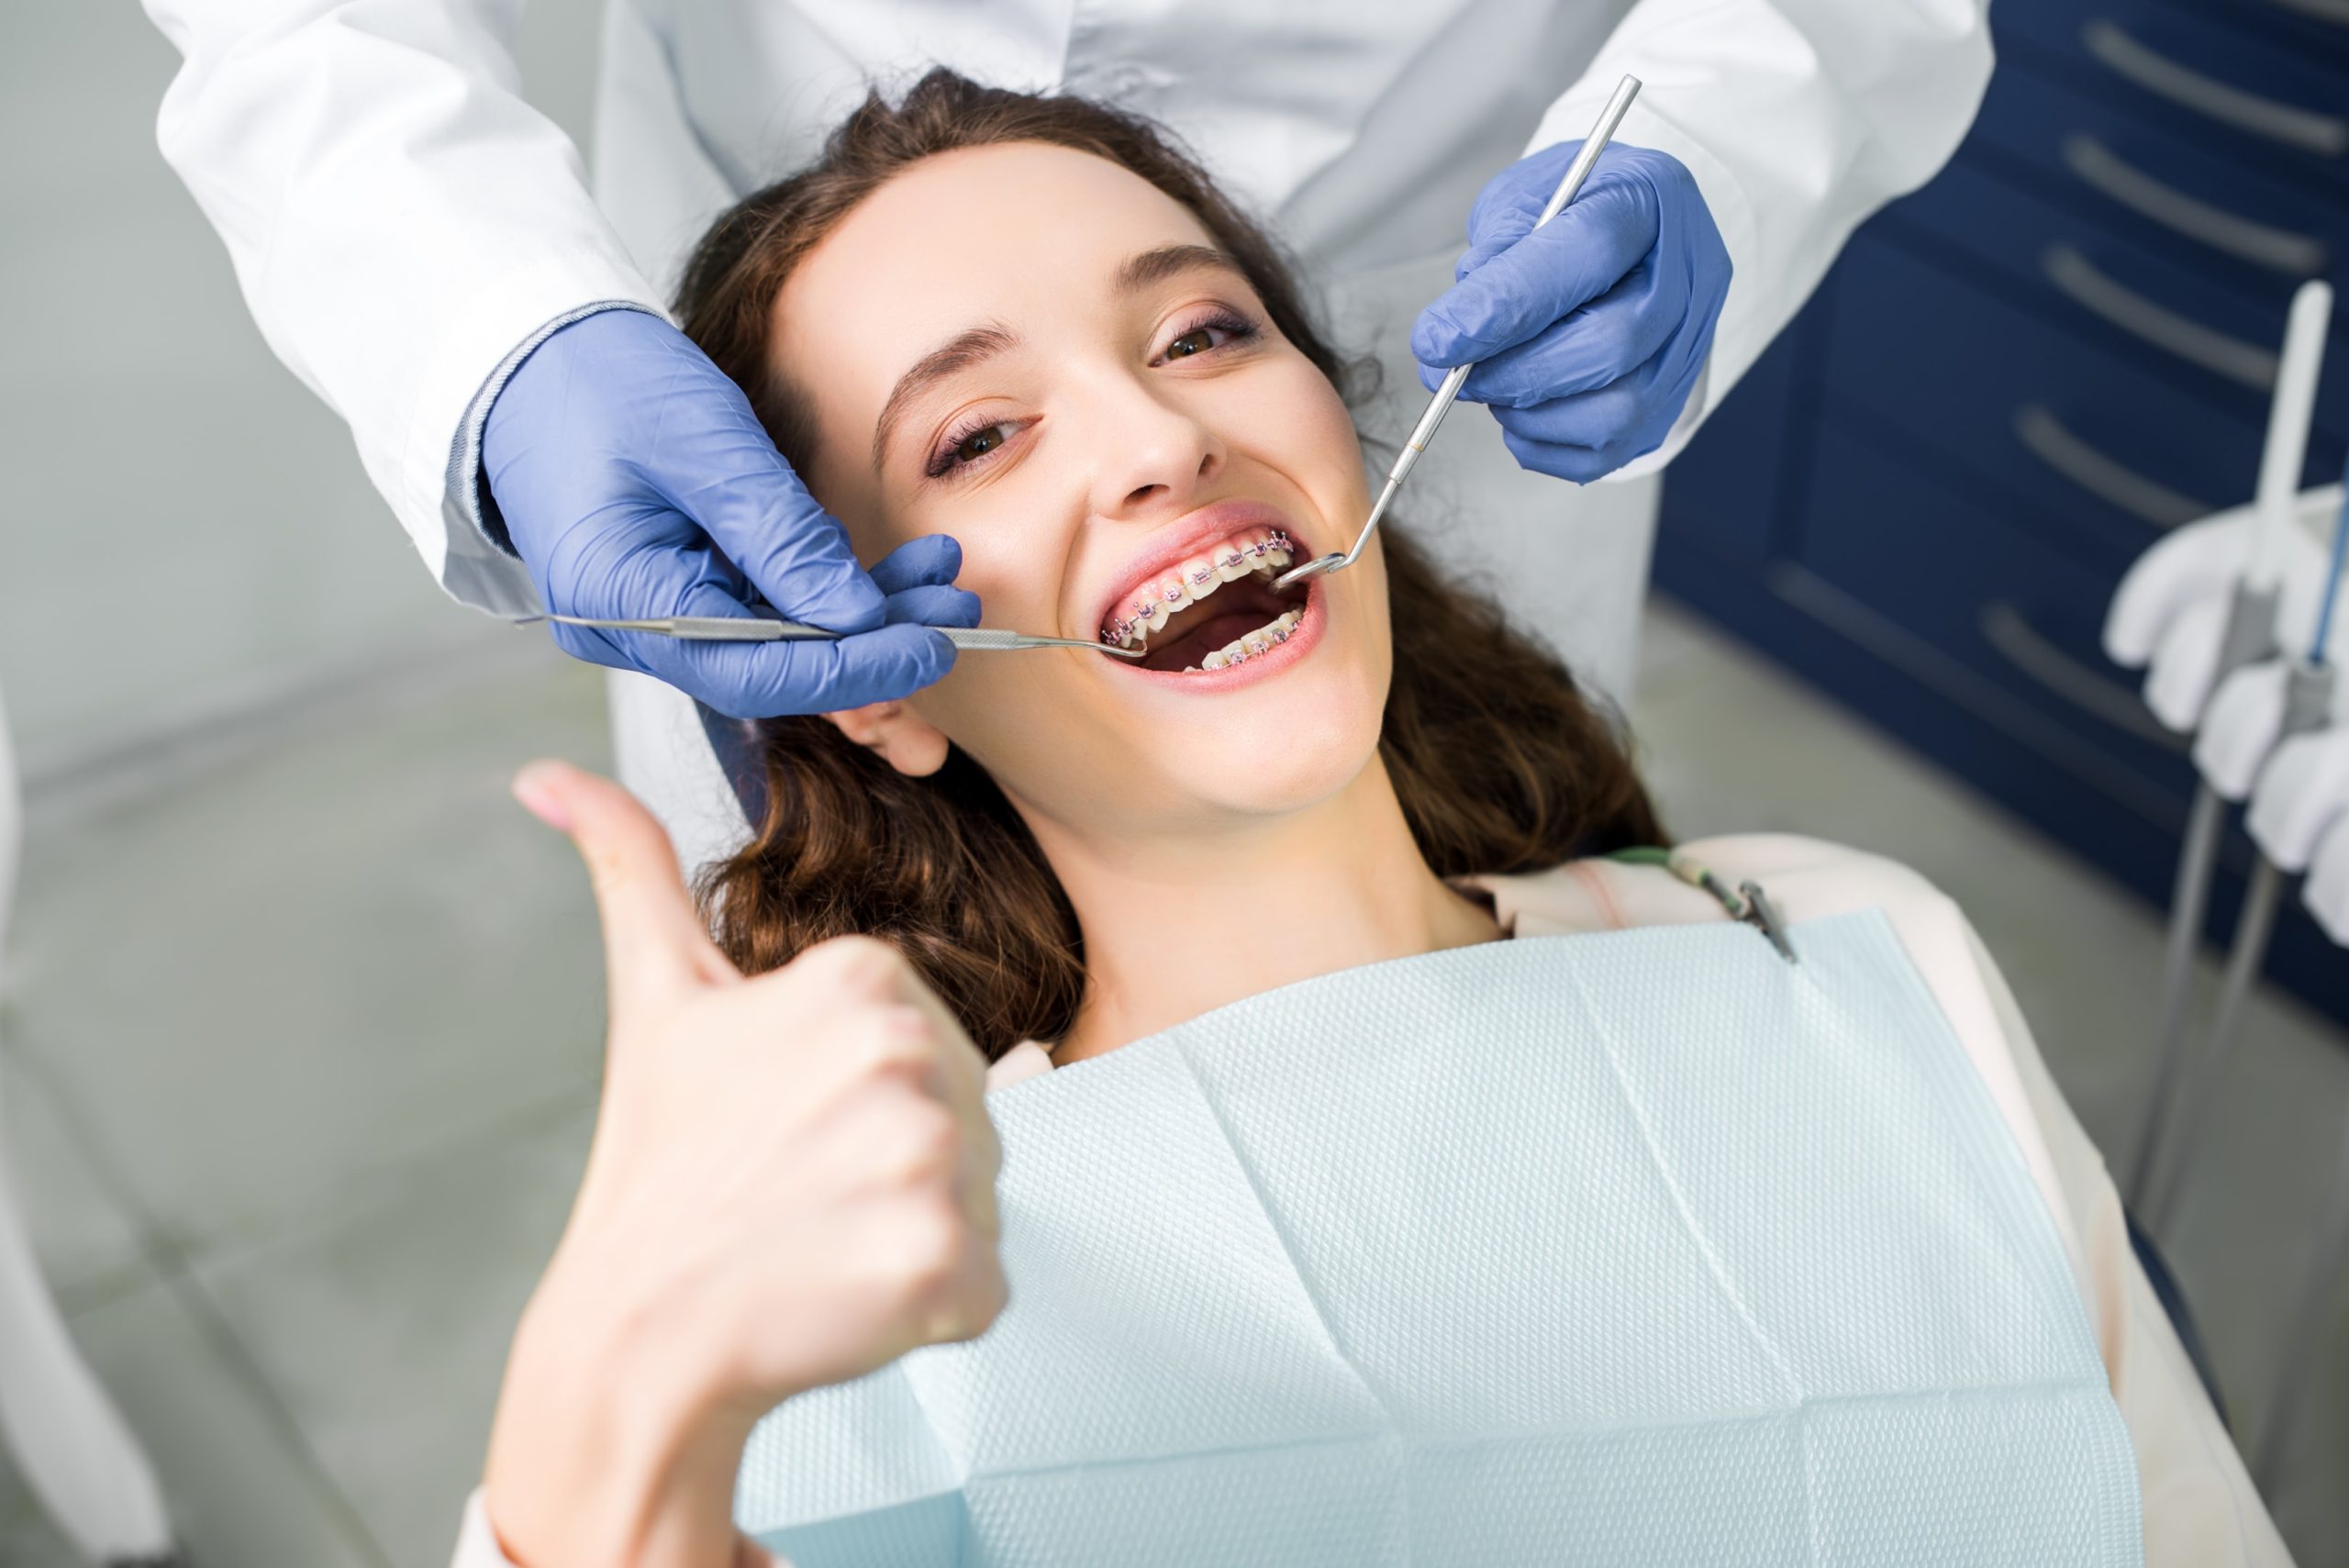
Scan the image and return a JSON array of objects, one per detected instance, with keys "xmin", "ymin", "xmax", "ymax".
[
  {"xmin": 1178, "ymin": 559, "xmax": 1219, "ymax": 609},
  {"xmin": 1100, "ymin": 530, "xmax": 1301, "ymax": 653},
  {"xmin": 1201, "ymin": 606, "xmax": 1303, "ymax": 671}
]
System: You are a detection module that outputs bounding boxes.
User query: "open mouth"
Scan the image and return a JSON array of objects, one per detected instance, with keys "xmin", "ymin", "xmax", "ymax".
[{"xmin": 1098, "ymin": 528, "xmax": 1314, "ymax": 673}]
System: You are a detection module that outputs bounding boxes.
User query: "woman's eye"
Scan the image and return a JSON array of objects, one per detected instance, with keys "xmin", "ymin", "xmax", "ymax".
[
  {"xmin": 930, "ymin": 420, "xmax": 1017, "ymax": 476},
  {"xmin": 1157, "ymin": 313, "xmax": 1255, "ymax": 363},
  {"xmin": 954, "ymin": 423, "xmax": 1009, "ymax": 462},
  {"xmin": 1164, "ymin": 326, "xmax": 1221, "ymax": 359}
]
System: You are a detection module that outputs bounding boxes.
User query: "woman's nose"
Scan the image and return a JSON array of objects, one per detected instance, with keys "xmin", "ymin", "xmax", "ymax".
[{"xmin": 1085, "ymin": 379, "xmax": 1223, "ymax": 520}]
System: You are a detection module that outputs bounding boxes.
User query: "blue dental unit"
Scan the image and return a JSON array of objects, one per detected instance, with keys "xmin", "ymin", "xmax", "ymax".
[{"xmin": 1656, "ymin": 0, "xmax": 2349, "ymax": 1027}]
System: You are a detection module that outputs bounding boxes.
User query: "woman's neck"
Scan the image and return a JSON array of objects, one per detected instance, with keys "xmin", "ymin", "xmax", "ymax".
[{"xmin": 1036, "ymin": 759, "xmax": 1502, "ymax": 1063}]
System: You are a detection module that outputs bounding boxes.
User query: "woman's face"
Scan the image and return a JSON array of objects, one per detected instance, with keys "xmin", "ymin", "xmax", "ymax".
[{"xmin": 774, "ymin": 141, "xmax": 1388, "ymax": 842}]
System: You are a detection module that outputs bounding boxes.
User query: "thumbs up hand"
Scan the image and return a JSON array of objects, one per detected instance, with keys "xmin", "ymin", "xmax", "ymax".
[{"xmin": 483, "ymin": 762, "xmax": 1005, "ymax": 1568}]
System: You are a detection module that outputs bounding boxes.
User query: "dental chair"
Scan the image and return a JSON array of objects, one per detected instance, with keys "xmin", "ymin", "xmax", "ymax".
[{"xmin": 0, "ymin": 675, "xmax": 180, "ymax": 1565}]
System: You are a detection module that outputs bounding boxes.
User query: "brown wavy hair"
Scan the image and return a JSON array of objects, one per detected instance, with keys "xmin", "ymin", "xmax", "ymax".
[{"xmin": 677, "ymin": 68, "xmax": 1663, "ymax": 1059}]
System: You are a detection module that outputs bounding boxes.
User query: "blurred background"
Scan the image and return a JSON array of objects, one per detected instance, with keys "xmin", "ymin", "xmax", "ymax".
[{"xmin": 2, "ymin": 2, "xmax": 2345, "ymax": 1564}]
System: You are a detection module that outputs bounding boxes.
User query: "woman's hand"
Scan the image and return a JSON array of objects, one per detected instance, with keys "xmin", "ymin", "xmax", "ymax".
[{"xmin": 484, "ymin": 761, "xmax": 1007, "ymax": 1568}]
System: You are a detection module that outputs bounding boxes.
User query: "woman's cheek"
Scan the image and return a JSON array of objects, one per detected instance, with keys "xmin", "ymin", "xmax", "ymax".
[
  {"xmin": 914, "ymin": 541, "xmax": 1059, "ymax": 713},
  {"xmin": 1229, "ymin": 366, "xmax": 1365, "ymax": 509}
]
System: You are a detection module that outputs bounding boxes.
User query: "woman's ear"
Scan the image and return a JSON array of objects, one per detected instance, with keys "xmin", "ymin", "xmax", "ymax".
[{"xmin": 824, "ymin": 700, "xmax": 951, "ymax": 777}]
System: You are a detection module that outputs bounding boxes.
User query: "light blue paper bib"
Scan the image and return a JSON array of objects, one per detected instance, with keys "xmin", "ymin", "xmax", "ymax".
[{"xmin": 737, "ymin": 910, "xmax": 2142, "ymax": 1565}]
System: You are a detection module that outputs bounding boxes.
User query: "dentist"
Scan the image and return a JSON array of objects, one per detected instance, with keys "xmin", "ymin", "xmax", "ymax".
[{"xmin": 142, "ymin": 0, "xmax": 1991, "ymax": 867}]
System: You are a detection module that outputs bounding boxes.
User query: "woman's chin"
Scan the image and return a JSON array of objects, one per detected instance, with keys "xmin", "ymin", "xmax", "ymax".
[
  {"xmin": 1096, "ymin": 595, "xmax": 1386, "ymax": 813},
  {"xmin": 1154, "ymin": 696, "xmax": 1384, "ymax": 819}
]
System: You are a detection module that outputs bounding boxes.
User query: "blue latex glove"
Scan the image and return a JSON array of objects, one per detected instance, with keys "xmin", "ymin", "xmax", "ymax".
[
  {"xmin": 483, "ymin": 308, "xmax": 978, "ymax": 717},
  {"xmin": 1412, "ymin": 140, "xmax": 1731, "ymax": 484}
]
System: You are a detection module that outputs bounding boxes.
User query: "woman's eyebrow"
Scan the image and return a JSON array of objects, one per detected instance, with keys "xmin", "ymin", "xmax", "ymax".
[
  {"xmin": 1114, "ymin": 242, "xmax": 1242, "ymax": 295},
  {"xmin": 872, "ymin": 323, "xmax": 1019, "ymax": 472}
]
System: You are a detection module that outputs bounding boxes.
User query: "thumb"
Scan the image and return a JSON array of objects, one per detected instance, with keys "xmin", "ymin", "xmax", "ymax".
[{"xmin": 512, "ymin": 761, "xmax": 739, "ymax": 1019}]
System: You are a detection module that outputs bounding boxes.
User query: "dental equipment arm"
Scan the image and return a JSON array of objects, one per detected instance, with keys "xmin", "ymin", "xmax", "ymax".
[
  {"xmin": 2249, "ymin": 726, "xmax": 2349, "ymax": 939},
  {"xmin": 2136, "ymin": 469, "xmax": 2349, "ymax": 1234},
  {"xmin": 2122, "ymin": 281, "xmax": 2333, "ymax": 1212},
  {"xmin": 2137, "ymin": 651, "xmax": 2340, "ymax": 1232},
  {"xmin": 2225, "ymin": 476, "xmax": 2349, "ymax": 1494},
  {"xmin": 2103, "ymin": 487, "xmax": 2346, "ymax": 733},
  {"xmin": 2171, "ymin": 531, "xmax": 2349, "ymax": 1495},
  {"xmin": 1417, "ymin": 0, "xmax": 1992, "ymax": 484},
  {"xmin": 2105, "ymin": 284, "xmax": 2334, "ymax": 719}
]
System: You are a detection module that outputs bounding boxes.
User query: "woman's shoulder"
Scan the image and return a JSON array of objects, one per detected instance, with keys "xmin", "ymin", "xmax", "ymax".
[{"xmin": 1469, "ymin": 832, "xmax": 1965, "ymax": 943}]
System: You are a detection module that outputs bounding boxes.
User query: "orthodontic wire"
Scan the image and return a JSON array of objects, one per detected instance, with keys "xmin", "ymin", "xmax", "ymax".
[{"xmin": 1105, "ymin": 531, "xmax": 1293, "ymax": 647}]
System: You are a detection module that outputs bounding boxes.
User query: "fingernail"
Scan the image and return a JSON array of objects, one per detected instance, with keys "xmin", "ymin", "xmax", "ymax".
[{"xmin": 511, "ymin": 761, "xmax": 573, "ymax": 830}]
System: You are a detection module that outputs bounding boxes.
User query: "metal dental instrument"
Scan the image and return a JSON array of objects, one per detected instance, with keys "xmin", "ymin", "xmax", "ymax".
[
  {"xmin": 517, "ymin": 612, "xmax": 1147, "ymax": 659},
  {"xmin": 1626, "ymin": 847, "xmax": 1799, "ymax": 965},
  {"xmin": 2127, "ymin": 279, "xmax": 2333, "ymax": 1210},
  {"xmin": 1272, "ymin": 73, "xmax": 1645, "ymax": 595}
]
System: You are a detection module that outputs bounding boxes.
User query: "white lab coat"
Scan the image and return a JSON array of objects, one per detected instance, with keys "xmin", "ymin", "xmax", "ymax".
[{"xmin": 144, "ymin": 0, "xmax": 1992, "ymax": 866}]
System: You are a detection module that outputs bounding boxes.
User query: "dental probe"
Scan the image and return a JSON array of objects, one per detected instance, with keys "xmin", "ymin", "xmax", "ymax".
[
  {"xmin": 2127, "ymin": 279, "xmax": 2333, "ymax": 1210},
  {"xmin": 1272, "ymin": 73, "xmax": 1644, "ymax": 595},
  {"xmin": 2140, "ymin": 483, "xmax": 2349, "ymax": 1236},
  {"xmin": 514, "ymin": 612, "xmax": 1147, "ymax": 659}
]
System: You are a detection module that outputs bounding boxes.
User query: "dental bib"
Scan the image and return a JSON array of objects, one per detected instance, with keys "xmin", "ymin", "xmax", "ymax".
[{"xmin": 736, "ymin": 911, "xmax": 2141, "ymax": 1565}]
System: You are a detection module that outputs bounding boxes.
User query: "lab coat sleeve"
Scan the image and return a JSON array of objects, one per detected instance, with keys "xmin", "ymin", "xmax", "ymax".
[
  {"xmin": 1525, "ymin": 0, "xmax": 1993, "ymax": 479},
  {"xmin": 140, "ymin": 0, "xmax": 674, "ymax": 614}
]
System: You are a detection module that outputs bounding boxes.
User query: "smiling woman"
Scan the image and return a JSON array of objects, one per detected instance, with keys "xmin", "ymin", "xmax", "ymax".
[
  {"xmin": 674, "ymin": 70, "xmax": 1659, "ymax": 1062},
  {"xmin": 455, "ymin": 67, "xmax": 2286, "ymax": 1568}
]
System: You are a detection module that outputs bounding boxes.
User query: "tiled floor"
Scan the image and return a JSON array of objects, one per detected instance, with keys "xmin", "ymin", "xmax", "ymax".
[
  {"xmin": 5, "ymin": 601, "xmax": 2344, "ymax": 1566},
  {"xmin": 4, "ymin": 644, "xmax": 612, "ymax": 1568}
]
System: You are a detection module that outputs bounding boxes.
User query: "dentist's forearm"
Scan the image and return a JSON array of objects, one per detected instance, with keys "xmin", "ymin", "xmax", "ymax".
[
  {"xmin": 139, "ymin": 0, "xmax": 665, "ymax": 597},
  {"xmin": 1533, "ymin": 0, "xmax": 1992, "ymax": 466}
]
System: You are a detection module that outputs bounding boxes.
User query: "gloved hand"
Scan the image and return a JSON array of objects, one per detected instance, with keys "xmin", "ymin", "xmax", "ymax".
[
  {"xmin": 2102, "ymin": 483, "xmax": 2346, "ymax": 731},
  {"xmin": 1411, "ymin": 140, "xmax": 1731, "ymax": 484},
  {"xmin": 2247, "ymin": 729, "xmax": 2349, "ymax": 942},
  {"xmin": 484, "ymin": 308, "xmax": 979, "ymax": 717}
]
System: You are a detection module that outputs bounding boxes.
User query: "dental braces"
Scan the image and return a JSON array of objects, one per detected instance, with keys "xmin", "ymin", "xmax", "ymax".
[
  {"xmin": 1222, "ymin": 619, "xmax": 1297, "ymax": 664},
  {"xmin": 1099, "ymin": 530, "xmax": 1294, "ymax": 645}
]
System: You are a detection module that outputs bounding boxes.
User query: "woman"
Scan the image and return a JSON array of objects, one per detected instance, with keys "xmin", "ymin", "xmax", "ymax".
[{"xmin": 459, "ymin": 73, "xmax": 2284, "ymax": 1568}]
